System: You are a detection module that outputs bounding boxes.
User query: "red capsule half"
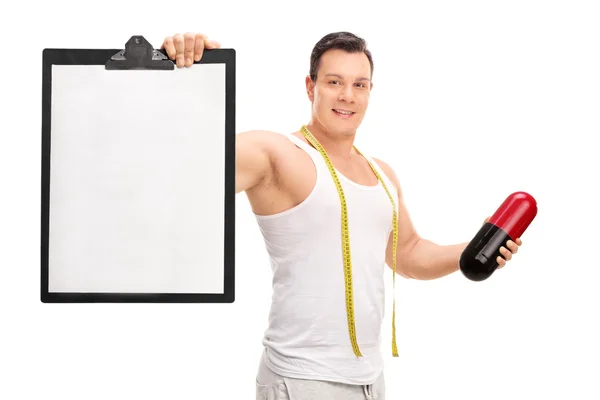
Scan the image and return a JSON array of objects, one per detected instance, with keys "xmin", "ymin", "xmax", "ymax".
[{"xmin": 488, "ymin": 191, "xmax": 538, "ymax": 240}]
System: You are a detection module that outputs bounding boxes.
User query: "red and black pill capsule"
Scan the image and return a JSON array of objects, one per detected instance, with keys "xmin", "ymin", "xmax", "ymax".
[{"xmin": 460, "ymin": 191, "xmax": 537, "ymax": 282}]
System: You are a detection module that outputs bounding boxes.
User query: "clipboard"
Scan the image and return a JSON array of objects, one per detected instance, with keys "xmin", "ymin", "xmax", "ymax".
[{"xmin": 40, "ymin": 36, "xmax": 236, "ymax": 303}]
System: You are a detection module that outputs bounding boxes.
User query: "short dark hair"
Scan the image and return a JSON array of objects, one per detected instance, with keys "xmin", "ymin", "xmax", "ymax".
[{"xmin": 309, "ymin": 31, "xmax": 374, "ymax": 82}]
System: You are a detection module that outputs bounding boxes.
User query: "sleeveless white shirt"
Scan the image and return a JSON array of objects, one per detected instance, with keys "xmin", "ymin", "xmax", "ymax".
[{"xmin": 254, "ymin": 132, "xmax": 398, "ymax": 385}]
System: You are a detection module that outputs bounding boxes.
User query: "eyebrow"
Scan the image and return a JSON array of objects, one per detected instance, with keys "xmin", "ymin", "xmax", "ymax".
[{"xmin": 324, "ymin": 73, "xmax": 371, "ymax": 82}]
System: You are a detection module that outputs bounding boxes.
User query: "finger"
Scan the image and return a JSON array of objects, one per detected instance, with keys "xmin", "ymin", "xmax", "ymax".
[
  {"xmin": 162, "ymin": 37, "xmax": 176, "ymax": 60},
  {"xmin": 506, "ymin": 240, "xmax": 519, "ymax": 254},
  {"xmin": 173, "ymin": 33, "xmax": 185, "ymax": 68},
  {"xmin": 194, "ymin": 33, "xmax": 206, "ymax": 62},
  {"xmin": 496, "ymin": 256, "xmax": 506, "ymax": 268},
  {"xmin": 499, "ymin": 246, "xmax": 512, "ymax": 261},
  {"xmin": 516, "ymin": 238, "xmax": 523, "ymax": 246},
  {"xmin": 205, "ymin": 38, "xmax": 221, "ymax": 49},
  {"xmin": 183, "ymin": 32, "xmax": 196, "ymax": 67}
]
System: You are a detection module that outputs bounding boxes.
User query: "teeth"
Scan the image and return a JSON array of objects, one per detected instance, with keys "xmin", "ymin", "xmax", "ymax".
[{"xmin": 334, "ymin": 109, "xmax": 353, "ymax": 115}]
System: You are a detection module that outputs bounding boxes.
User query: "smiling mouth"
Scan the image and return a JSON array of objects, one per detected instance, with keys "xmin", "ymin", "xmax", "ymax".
[{"xmin": 333, "ymin": 109, "xmax": 355, "ymax": 116}]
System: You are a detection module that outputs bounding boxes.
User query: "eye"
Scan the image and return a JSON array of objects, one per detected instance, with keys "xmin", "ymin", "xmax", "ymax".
[{"xmin": 329, "ymin": 80, "xmax": 340, "ymax": 85}]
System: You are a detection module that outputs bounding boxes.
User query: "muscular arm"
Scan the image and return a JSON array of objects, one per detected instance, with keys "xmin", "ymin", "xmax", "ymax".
[
  {"xmin": 235, "ymin": 130, "xmax": 276, "ymax": 193},
  {"xmin": 374, "ymin": 158, "xmax": 469, "ymax": 280}
]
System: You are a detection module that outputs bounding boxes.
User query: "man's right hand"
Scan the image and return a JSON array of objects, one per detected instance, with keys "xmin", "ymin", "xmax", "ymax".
[{"xmin": 161, "ymin": 32, "xmax": 221, "ymax": 68}]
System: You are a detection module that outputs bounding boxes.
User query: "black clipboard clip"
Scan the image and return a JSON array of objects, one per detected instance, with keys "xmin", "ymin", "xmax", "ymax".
[{"xmin": 105, "ymin": 35, "xmax": 174, "ymax": 70}]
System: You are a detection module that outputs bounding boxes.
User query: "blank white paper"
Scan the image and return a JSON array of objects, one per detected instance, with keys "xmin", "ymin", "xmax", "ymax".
[{"xmin": 48, "ymin": 64, "xmax": 227, "ymax": 294}]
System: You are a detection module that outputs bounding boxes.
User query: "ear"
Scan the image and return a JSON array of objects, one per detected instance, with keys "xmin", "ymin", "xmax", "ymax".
[{"xmin": 305, "ymin": 75, "xmax": 315, "ymax": 102}]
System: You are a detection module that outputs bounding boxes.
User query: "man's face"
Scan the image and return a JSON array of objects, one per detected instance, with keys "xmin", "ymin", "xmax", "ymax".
[{"xmin": 306, "ymin": 48, "xmax": 373, "ymax": 136}]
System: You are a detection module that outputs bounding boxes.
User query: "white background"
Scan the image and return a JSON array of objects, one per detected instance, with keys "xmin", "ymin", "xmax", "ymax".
[{"xmin": 1, "ymin": 0, "xmax": 599, "ymax": 399}]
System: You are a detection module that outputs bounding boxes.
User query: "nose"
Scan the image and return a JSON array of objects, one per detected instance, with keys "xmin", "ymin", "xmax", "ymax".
[{"xmin": 337, "ymin": 84, "xmax": 355, "ymax": 103}]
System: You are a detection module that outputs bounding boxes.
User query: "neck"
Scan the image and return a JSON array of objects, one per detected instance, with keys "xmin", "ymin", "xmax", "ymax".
[{"xmin": 305, "ymin": 120, "xmax": 356, "ymax": 159}]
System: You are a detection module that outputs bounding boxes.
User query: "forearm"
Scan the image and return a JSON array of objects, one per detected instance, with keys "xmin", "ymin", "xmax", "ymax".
[{"xmin": 401, "ymin": 239, "xmax": 469, "ymax": 280}]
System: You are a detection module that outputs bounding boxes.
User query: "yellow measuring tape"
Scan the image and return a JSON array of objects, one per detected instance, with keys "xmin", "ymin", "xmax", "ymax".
[{"xmin": 300, "ymin": 125, "xmax": 399, "ymax": 358}]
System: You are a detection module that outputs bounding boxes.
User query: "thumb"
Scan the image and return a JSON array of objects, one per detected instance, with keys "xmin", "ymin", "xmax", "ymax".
[{"xmin": 483, "ymin": 216, "xmax": 491, "ymax": 225}]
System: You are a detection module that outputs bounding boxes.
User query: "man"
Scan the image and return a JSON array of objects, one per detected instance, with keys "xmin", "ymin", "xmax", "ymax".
[{"xmin": 161, "ymin": 31, "xmax": 522, "ymax": 400}]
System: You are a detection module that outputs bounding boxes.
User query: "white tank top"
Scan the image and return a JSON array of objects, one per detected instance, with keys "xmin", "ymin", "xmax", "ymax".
[{"xmin": 254, "ymin": 132, "xmax": 398, "ymax": 385}]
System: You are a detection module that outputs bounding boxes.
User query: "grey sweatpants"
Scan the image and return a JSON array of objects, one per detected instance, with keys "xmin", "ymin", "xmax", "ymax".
[{"xmin": 255, "ymin": 352, "xmax": 385, "ymax": 400}]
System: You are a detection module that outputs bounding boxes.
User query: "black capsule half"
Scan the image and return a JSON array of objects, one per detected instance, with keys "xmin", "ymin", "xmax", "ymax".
[{"xmin": 459, "ymin": 222, "xmax": 512, "ymax": 281}]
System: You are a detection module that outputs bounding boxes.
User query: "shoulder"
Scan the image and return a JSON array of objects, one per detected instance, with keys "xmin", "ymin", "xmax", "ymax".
[
  {"xmin": 237, "ymin": 129, "xmax": 289, "ymax": 145},
  {"xmin": 238, "ymin": 129, "xmax": 298, "ymax": 147},
  {"xmin": 371, "ymin": 157, "xmax": 401, "ymax": 191},
  {"xmin": 237, "ymin": 129, "xmax": 298, "ymax": 157}
]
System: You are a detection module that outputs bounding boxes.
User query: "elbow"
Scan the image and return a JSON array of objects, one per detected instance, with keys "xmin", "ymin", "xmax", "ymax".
[
  {"xmin": 396, "ymin": 236, "xmax": 442, "ymax": 281},
  {"xmin": 399, "ymin": 260, "xmax": 435, "ymax": 280},
  {"xmin": 389, "ymin": 235, "xmax": 422, "ymax": 279}
]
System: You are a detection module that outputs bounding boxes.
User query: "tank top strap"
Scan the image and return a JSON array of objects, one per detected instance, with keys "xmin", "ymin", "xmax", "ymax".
[
  {"xmin": 360, "ymin": 152, "xmax": 399, "ymax": 201},
  {"xmin": 281, "ymin": 132, "xmax": 324, "ymax": 161},
  {"xmin": 360, "ymin": 152, "xmax": 383, "ymax": 175}
]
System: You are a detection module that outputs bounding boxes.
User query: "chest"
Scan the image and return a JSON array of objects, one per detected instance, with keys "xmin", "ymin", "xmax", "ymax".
[
  {"xmin": 281, "ymin": 146, "xmax": 381, "ymax": 201},
  {"xmin": 286, "ymin": 151, "xmax": 394, "ymax": 231}
]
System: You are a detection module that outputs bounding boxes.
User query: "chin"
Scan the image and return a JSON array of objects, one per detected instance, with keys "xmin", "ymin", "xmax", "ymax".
[
  {"xmin": 330, "ymin": 120, "xmax": 361, "ymax": 136},
  {"xmin": 339, "ymin": 127, "xmax": 357, "ymax": 136},
  {"xmin": 313, "ymin": 113, "xmax": 362, "ymax": 136},
  {"xmin": 326, "ymin": 127, "xmax": 357, "ymax": 139}
]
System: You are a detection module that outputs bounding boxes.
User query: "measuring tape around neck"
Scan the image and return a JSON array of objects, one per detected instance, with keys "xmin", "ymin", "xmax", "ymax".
[{"xmin": 300, "ymin": 125, "xmax": 399, "ymax": 358}]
